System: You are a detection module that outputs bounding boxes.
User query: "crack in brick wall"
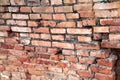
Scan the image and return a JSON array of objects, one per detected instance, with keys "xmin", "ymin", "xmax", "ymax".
[{"xmin": 0, "ymin": 0, "xmax": 120, "ymax": 80}]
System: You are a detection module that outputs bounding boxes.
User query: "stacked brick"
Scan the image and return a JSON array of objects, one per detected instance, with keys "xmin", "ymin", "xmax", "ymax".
[{"xmin": 0, "ymin": 0, "xmax": 119, "ymax": 80}]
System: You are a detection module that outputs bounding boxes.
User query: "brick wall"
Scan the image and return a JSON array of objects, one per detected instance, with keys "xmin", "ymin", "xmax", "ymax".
[{"xmin": 0, "ymin": 0, "xmax": 120, "ymax": 80}]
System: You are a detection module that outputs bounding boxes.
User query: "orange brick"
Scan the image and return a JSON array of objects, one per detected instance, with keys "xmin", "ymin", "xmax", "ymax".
[
  {"xmin": 57, "ymin": 22, "xmax": 76, "ymax": 28},
  {"xmin": 53, "ymin": 14, "xmax": 66, "ymax": 21},
  {"xmin": 94, "ymin": 26, "xmax": 109, "ymax": 33}
]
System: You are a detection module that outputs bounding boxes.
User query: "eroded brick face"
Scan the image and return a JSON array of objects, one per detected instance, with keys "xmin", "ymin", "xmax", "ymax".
[{"xmin": 0, "ymin": 0, "xmax": 120, "ymax": 80}]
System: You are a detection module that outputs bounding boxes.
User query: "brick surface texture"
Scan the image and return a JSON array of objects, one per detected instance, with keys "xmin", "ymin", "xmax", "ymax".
[{"xmin": 0, "ymin": 0, "xmax": 119, "ymax": 80}]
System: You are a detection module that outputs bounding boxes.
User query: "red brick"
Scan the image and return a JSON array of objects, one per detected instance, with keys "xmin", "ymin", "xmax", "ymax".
[
  {"xmin": 35, "ymin": 47, "xmax": 47, "ymax": 53},
  {"xmin": 51, "ymin": 28, "xmax": 66, "ymax": 34},
  {"xmin": 14, "ymin": 44, "xmax": 23, "ymax": 50},
  {"xmin": 110, "ymin": 26, "xmax": 120, "ymax": 32},
  {"xmin": 12, "ymin": 14, "xmax": 29, "ymax": 19},
  {"xmin": 41, "ymin": 34, "xmax": 51, "ymax": 40},
  {"xmin": 79, "ymin": 11, "xmax": 94, "ymax": 18},
  {"xmin": 0, "ymin": 26, "xmax": 10, "ymax": 31},
  {"xmin": 94, "ymin": 1, "xmax": 120, "ymax": 10},
  {"xmin": 48, "ymin": 66, "xmax": 62, "ymax": 73},
  {"xmin": 10, "ymin": 0, "xmax": 25, "ymax": 5},
  {"xmin": 91, "ymin": 65, "xmax": 112, "ymax": 74},
  {"xmin": 52, "ymin": 42, "xmax": 74, "ymax": 49},
  {"xmin": 100, "ymin": 19, "xmax": 120, "ymax": 26},
  {"xmin": 28, "ymin": 21, "xmax": 39, "ymax": 27},
  {"xmin": 16, "ymin": 21, "xmax": 27, "ymax": 26},
  {"xmin": 76, "ymin": 42, "xmax": 100, "ymax": 50},
  {"xmin": 29, "ymin": 14, "xmax": 41, "ymax": 20},
  {"xmin": 97, "ymin": 59, "xmax": 116, "ymax": 67},
  {"xmin": 25, "ymin": 46, "xmax": 34, "ymax": 51},
  {"xmin": 51, "ymin": 0, "xmax": 62, "ymax": 5},
  {"xmin": 57, "ymin": 22, "xmax": 76, "ymax": 28},
  {"xmin": 20, "ymin": 7, "xmax": 31, "ymax": 13},
  {"xmin": 77, "ymin": 50, "xmax": 89, "ymax": 56},
  {"xmin": 66, "ymin": 56, "xmax": 78, "ymax": 63},
  {"xmin": 32, "ymin": 40, "xmax": 51, "ymax": 47},
  {"xmin": 78, "ymin": 36, "xmax": 91, "ymax": 43},
  {"xmin": 94, "ymin": 26, "xmax": 109, "ymax": 33},
  {"xmin": 95, "ymin": 73, "xmax": 115, "ymax": 80},
  {"xmin": 41, "ymin": 14, "xmax": 52, "ymax": 20},
  {"xmin": 78, "ymin": 0, "xmax": 92, "ymax": 2},
  {"xmin": 109, "ymin": 34, "xmax": 120, "ymax": 41},
  {"xmin": 11, "ymin": 27, "xmax": 31, "ymax": 32},
  {"xmin": 90, "ymin": 49, "xmax": 110, "ymax": 58},
  {"xmin": 79, "ymin": 57, "xmax": 95, "ymax": 64},
  {"xmin": 32, "ymin": 7, "xmax": 53, "ymax": 13},
  {"xmin": 50, "ymin": 55, "xmax": 61, "ymax": 61},
  {"xmin": 55, "ymin": 6, "xmax": 73, "ymax": 13},
  {"xmin": 39, "ymin": 54, "xmax": 50, "ymax": 59},
  {"xmin": 64, "ymin": 0, "xmax": 76, "ymax": 4},
  {"xmin": 67, "ymin": 28, "xmax": 92, "ymax": 34},
  {"xmin": 40, "ymin": 21, "xmax": 56, "ymax": 27},
  {"xmin": 33, "ymin": 27, "xmax": 49, "ymax": 33},
  {"xmin": 0, "ymin": 32, "xmax": 8, "ymax": 37},
  {"xmin": 62, "ymin": 50, "xmax": 75, "ymax": 55},
  {"xmin": 66, "ymin": 13, "xmax": 79, "ymax": 19},
  {"xmin": 0, "ymin": 13, "xmax": 11, "ymax": 19},
  {"xmin": 77, "ymin": 70, "xmax": 92, "ymax": 78},
  {"xmin": 53, "ymin": 14, "xmax": 66, "ymax": 21},
  {"xmin": 0, "ymin": 65, "xmax": 5, "ymax": 71},
  {"xmin": 57, "ymin": 62, "xmax": 67, "ymax": 68},
  {"xmin": 74, "ymin": 4, "xmax": 92, "ymax": 11},
  {"xmin": 52, "ymin": 35, "xmax": 64, "ymax": 41},
  {"xmin": 101, "ymin": 40, "xmax": 120, "ymax": 49}
]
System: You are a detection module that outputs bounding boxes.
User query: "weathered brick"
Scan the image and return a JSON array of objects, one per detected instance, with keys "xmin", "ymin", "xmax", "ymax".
[
  {"xmin": 100, "ymin": 19, "xmax": 120, "ymax": 26},
  {"xmin": 94, "ymin": 1, "xmax": 120, "ymax": 10},
  {"xmin": 30, "ymin": 33, "xmax": 40, "ymax": 39},
  {"xmin": 110, "ymin": 26, "xmax": 120, "ymax": 32},
  {"xmin": 66, "ymin": 56, "xmax": 78, "ymax": 63},
  {"xmin": 77, "ymin": 70, "xmax": 92, "ymax": 78},
  {"xmin": 33, "ymin": 27, "xmax": 49, "ymax": 33},
  {"xmin": 55, "ymin": 6, "xmax": 73, "ymax": 13},
  {"xmin": 41, "ymin": 34, "xmax": 51, "ymax": 40},
  {"xmin": 95, "ymin": 73, "xmax": 115, "ymax": 80},
  {"xmin": 40, "ymin": 21, "xmax": 56, "ymax": 27},
  {"xmin": 0, "ymin": 0, "xmax": 10, "ymax": 5},
  {"xmin": 78, "ymin": 0, "xmax": 92, "ymax": 2},
  {"xmin": 29, "ymin": 14, "xmax": 41, "ymax": 20},
  {"xmin": 94, "ymin": 26, "xmax": 109, "ymax": 33},
  {"xmin": 71, "ymin": 63, "xmax": 88, "ymax": 70},
  {"xmin": 47, "ymin": 48, "xmax": 59, "ymax": 55},
  {"xmin": 62, "ymin": 50, "xmax": 75, "ymax": 55},
  {"xmin": 32, "ymin": 7, "xmax": 53, "ymax": 13},
  {"xmin": 53, "ymin": 14, "xmax": 66, "ymax": 21},
  {"xmin": 52, "ymin": 35, "xmax": 64, "ymax": 41},
  {"xmin": 28, "ymin": 21, "xmax": 39, "ymax": 27},
  {"xmin": 76, "ymin": 42, "xmax": 100, "ymax": 50},
  {"xmin": 78, "ymin": 36, "xmax": 91, "ymax": 43},
  {"xmin": 57, "ymin": 22, "xmax": 76, "ymax": 28},
  {"xmin": 77, "ymin": 50, "xmax": 89, "ymax": 56},
  {"xmin": 12, "ymin": 14, "xmax": 29, "ymax": 19},
  {"xmin": 5, "ymin": 38, "xmax": 18, "ymax": 44},
  {"xmin": 64, "ymin": 0, "xmax": 76, "ymax": 4},
  {"xmin": 10, "ymin": 0, "xmax": 25, "ymax": 5},
  {"xmin": 8, "ymin": 7, "xmax": 19, "ymax": 12},
  {"xmin": 90, "ymin": 49, "xmax": 110, "ymax": 58},
  {"xmin": 32, "ymin": 40, "xmax": 51, "ymax": 47},
  {"xmin": 74, "ymin": 4, "xmax": 92, "ymax": 11},
  {"xmin": 109, "ymin": 34, "xmax": 120, "ymax": 41},
  {"xmin": 16, "ymin": 20, "xmax": 27, "ymax": 26},
  {"xmin": 79, "ymin": 11, "xmax": 94, "ymax": 18},
  {"xmin": 51, "ymin": 28, "xmax": 66, "ymax": 34},
  {"xmin": 52, "ymin": 42, "xmax": 74, "ymax": 49},
  {"xmin": 41, "ymin": 14, "xmax": 52, "ymax": 20},
  {"xmin": 0, "ymin": 13, "xmax": 11, "ymax": 19},
  {"xmin": 0, "ymin": 32, "xmax": 8, "ymax": 37},
  {"xmin": 0, "ymin": 26, "xmax": 10, "ymax": 31},
  {"xmin": 79, "ymin": 57, "xmax": 95, "ymax": 64},
  {"xmin": 51, "ymin": 0, "xmax": 62, "ymax": 5},
  {"xmin": 11, "ymin": 27, "xmax": 31, "ymax": 32},
  {"xmin": 66, "ymin": 13, "xmax": 79, "ymax": 19},
  {"xmin": 67, "ymin": 28, "xmax": 92, "ymax": 34}
]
